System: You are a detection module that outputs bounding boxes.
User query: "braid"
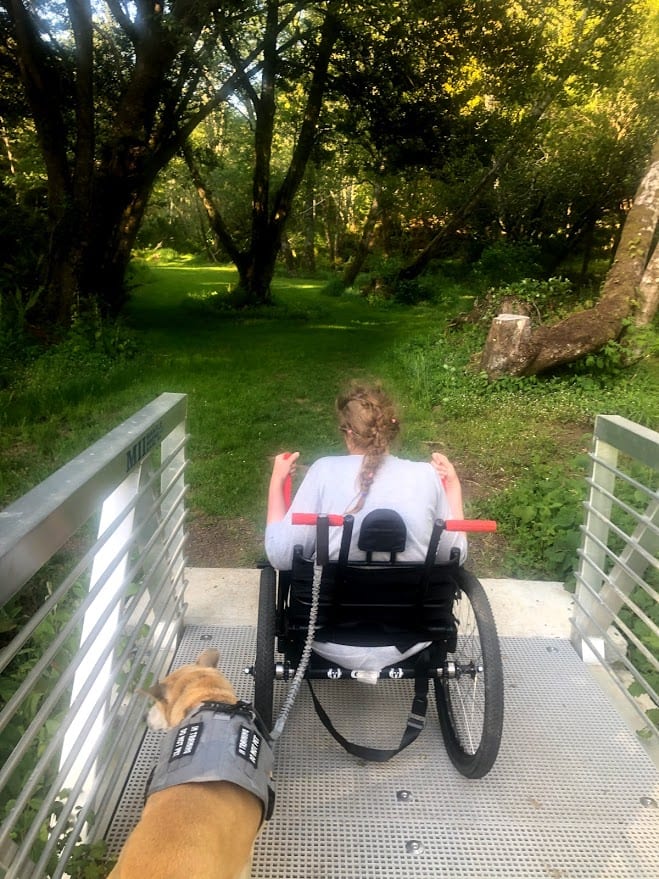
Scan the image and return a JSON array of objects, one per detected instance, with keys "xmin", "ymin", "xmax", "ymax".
[{"xmin": 337, "ymin": 382, "xmax": 400, "ymax": 514}]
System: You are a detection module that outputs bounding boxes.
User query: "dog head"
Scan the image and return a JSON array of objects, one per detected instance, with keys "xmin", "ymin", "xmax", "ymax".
[{"xmin": 144, "ymin": 648, "xmax": 238, "ymax": 731}]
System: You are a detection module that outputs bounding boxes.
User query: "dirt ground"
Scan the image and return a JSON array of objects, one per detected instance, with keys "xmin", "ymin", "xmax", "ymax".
[{"xmin": 186, "ymin": 514, "xmax": 265, "ymax": 568}]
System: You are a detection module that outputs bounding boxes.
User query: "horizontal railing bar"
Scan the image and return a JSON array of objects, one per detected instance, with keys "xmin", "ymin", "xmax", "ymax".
[
  {"xmin": 583, "ymin": 479, "xmax": 659, "ymax": 535},
  {"xmin": 572, "ymin": 582, "xmax": 659, "ymax": 705},
  {"xmin": 0, "ymin": 481, "xmax": 187, "ymax": 739},
  {"xmin": 574, "ymin": 551, "xmax": 659, "ymax": 648},
  {"xmin": 76, "ymin": 588, "xmax": 184, "ymax": 841},
  {"xmin": 1, "ymin": 394, "xmax": 189, "ymax": 877},
  {"xmin": 577, "ymin": 525, "xmax": 659, "ymax": 603},
  {"xmin": 0, "ymin": 482, "xmax": 186, "ymax": 815},
  {"xmin": 586, "ymin": 452, "xmax": 656, "ymax": 498},
  {"xmin": 0, "ymin": 393, "xmax": 187, "ymax": 603},
  {"xmin": 0, "ymin": 439, "xmax": 188, "ymax": 674},
  {"xmin": 0, "ymin": 550, "xmax": 184, "ymax": 869},
  {"xmin": 594, "ymin": 414, "xmax": 659, "ymax": 470},
  {"xmin": 580, "ymin": 500, "xmax": 659, "ymax": 563},
  {"xmin": 572, "ymin": 617, "xmax": 659, "ymax": 740},
  {"xmin": 41, "ymin": 589, "xmax": 185, "ymax": 879},
  {"xmin": 573, "ymin": 568, "xmax": 659, "ymax": 682}
]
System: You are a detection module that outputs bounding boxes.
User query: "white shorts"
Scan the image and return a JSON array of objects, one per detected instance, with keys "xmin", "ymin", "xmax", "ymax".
[{"xmin": 311, "ymin": 639, "xmax": 432, "ymax": 673}]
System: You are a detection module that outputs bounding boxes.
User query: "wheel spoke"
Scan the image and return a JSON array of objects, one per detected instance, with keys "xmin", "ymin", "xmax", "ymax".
[{"xmin": 435, "ymin": 571, "xmax": 504, "ymax": 777}]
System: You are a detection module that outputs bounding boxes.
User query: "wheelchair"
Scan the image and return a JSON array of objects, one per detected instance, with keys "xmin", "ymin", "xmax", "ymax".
[{"xmin": 253, "ymin": 508, "xmax": 504, "ymax": 779}]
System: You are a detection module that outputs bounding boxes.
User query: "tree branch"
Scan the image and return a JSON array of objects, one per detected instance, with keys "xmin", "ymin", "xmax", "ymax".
[{"xmin": 181, "ymin": 139, "xmax": 246, "ymax": 270}]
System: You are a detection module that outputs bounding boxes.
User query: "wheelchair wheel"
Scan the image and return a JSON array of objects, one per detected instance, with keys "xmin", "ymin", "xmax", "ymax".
[
  {"xmin": 435, "ymin": 570, "xmax": 504, "ymax": 778},
  {"xmin": 254, "ymin": 565, "xmax": 276, "ymax": 731}
]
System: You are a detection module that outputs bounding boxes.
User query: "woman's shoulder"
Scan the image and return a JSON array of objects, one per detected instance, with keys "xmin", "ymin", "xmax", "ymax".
[
  {"xmin": 307, "ymin": 454, "xmax": 362, "ymax": 475},
  {"xmin": 386, "ymin": 455, "xmax": 434, "ymax": 473}
]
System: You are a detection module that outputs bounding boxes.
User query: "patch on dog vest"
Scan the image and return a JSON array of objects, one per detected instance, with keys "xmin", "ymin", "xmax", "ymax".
[
  {"xmin": 237, "ymin": 725, "xmax": 261, "ymax": 767},
  {"xmin": 147, "ymin": 702, "xmax": 275, "ymax": 821},
  {"xmin": 170, "ymin": 722, "xmax": 203, "ymax": 760}
]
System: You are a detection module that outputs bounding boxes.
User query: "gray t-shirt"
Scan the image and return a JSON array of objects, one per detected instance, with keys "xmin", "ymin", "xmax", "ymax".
[{"xmin": 265, "ymin": 454, "xmax": 467, "ymax": 570}]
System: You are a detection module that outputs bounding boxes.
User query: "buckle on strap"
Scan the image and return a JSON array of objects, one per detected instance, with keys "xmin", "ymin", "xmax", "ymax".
[
  {"xmin": 196, "ymin": 699, "xmax": 254, "ymax": 720},
  {"xmin": 407, "ymin": 712, "xmax": 426, "ymax": 731}
]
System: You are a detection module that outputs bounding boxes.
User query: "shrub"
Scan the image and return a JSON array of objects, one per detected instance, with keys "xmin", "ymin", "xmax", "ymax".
[
  {"xmin": 475, "ymin": 241, "xmax": 543, "ymax": 286},
  {"xmin": 321, "ymin": 277, "xmax": 347, "ymax": 298},
  {"xmin": 485, "ymin": 464, "xmax": 587, "ymax": 584}
]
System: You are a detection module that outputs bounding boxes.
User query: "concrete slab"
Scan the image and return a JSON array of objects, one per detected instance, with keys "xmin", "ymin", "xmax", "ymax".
[
  {"xmin": 183, "ymin": 568, "xmax": 575, "ymax": 638},
  {"xmin": 183, "ymin": 567, "xmax": 258, "ymax": 626},
  {"xmin": 481, "ymin": 577, "xmax": 573, "ymax": 639}
]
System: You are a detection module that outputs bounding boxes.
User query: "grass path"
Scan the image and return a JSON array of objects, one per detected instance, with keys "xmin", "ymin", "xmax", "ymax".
[{"xmin": 126, "ymin": 261, "xmax": 447, "ymax": 519}]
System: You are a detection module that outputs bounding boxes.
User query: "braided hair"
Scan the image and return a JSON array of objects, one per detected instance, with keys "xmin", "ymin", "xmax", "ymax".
[{"xmin": 336, "ymin": 382, "xmax": 400, "ymax": 514}]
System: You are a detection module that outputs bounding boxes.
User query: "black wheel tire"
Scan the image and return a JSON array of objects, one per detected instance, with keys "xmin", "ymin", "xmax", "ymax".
[
  {"xmin": 435, "ymin": 569, "xmax": 504, "ymax": 778},
  {"xmin": 254, "ymin": 565, "xmax": 277, "ymax": 732}
]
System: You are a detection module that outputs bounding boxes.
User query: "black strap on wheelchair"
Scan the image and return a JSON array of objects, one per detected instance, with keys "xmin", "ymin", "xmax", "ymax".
[{"xmin": 306, "ymin": 675, "xmax": 429, "ymax": 762}]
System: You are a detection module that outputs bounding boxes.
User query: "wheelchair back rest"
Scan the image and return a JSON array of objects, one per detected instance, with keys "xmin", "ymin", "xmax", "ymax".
[
  {"xmin": 357, "ymin": 509, "xmax": 407, "ymax": 562},
  {"xmin": 288, "ymin": 553, "xmax": 459, "ymax": 632}
]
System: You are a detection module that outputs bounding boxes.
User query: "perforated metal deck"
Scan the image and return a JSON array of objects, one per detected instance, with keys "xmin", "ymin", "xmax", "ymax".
[{"xmin": 105, "ymin": 626, "xmax": 659, "ymax": 878}]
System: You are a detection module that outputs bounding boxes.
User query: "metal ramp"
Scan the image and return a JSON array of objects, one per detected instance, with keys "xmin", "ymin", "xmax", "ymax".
[{"xmin": 105, "ymin": 625, "xmax": 659, "ymax": 879}]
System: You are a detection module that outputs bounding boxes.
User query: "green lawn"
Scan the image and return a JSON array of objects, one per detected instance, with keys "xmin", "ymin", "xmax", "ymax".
[{"xmin": 2, "ymin": 256, "xmax": 657, "ymax": 580}]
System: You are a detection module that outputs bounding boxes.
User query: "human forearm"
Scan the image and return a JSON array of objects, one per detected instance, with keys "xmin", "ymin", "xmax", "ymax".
[
  {"xmin": 266, "ymin": 451, "xmax": 299, "ymax": 524},
  {"xmin": 431, "ymin": 452, "xmax": 464, "ymax": 518}
]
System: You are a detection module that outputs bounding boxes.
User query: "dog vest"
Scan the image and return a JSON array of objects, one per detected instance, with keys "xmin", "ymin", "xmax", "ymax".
[{"xmin": 146, "ymin": 700, "xmax": 275, "ymax": 822}]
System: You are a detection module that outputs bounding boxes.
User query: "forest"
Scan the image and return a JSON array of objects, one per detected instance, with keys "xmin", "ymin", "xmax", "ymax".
[{"xmin": 1, "ymin": 0, "xmax": 658, "ymax": 378}]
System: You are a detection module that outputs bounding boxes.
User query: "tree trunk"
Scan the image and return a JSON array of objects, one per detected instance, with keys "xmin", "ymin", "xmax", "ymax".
[
  {"xmin": 299, "ymin": 165, "xmax": 317, "ymax": 273},
  {"xmin": 635, "ymin": 238, "xmax": 659, "ymax": 327},
  {"xmin": 182, "ymin": 140, "xmax": 247, "ymax": 273},
  {"xmin": 342, "ymin": 182, "xmax": 382, "ymax": 288},
  {"xmin": 480, "ymin": 315, "xmax": 533, "ymax": 380},
  {"xmin": 480, "ymin": 136, "xmax": 659, "ymax": 378}
]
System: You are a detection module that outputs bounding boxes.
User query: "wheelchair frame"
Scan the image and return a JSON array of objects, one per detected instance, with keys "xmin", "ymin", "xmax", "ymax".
[{"xmin": 252, "ymin": 510, "xmax": 504, "ymax": 779}]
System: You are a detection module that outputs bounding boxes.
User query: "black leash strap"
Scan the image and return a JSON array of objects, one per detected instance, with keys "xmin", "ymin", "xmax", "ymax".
[{"xmin": 306, "ymin": 676, "xmax": 429, "ymax": 762}]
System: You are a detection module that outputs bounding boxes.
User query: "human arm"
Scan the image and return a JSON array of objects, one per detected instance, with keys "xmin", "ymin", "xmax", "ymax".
[
  {"xmin": 430, "ymin": 452, "xmax": 464, "ymax": 520},
  {"xmin": 267, "ymin": 451, "xmax": 300, "ymax": 524},
  {"xmin": 265, "ymin": 454, "xmax": 325, "ymax": 569}
]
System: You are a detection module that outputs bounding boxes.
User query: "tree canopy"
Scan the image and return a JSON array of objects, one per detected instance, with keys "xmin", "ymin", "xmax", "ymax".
[{"xmin": 1, "ymin": 0, "xmax": 657, "ymax": 338}]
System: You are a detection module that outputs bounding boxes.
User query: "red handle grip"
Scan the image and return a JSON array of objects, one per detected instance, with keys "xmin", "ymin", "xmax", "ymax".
[
  {"xmin": 292, "ymin": 513, "xmax": 345, "ymax": 526},
  {"xmin": 445, "ymin": 519, "xmax": 497, "ymax": 532}
]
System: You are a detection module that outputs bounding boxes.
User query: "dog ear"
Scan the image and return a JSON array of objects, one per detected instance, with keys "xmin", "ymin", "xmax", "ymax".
[
  {"xmin": 140, "ymin": 682, "xmax": 166, "ymax": 702},
  {"xmin": 196, "ymin": 647, "xmax": 220, "ymax": 668}
]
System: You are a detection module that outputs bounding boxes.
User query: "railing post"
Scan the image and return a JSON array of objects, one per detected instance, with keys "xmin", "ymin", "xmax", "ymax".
[
  {"xmin": 571, "ymin": 427, "xmax": 619, "ymax": 657},
  {"xmin": 59, "ymin": 466, "xmax": 142, "ymax": 809}
]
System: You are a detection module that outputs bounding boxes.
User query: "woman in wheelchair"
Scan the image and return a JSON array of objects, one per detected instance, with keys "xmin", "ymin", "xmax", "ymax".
[
  {"xmin": 258, "ymin": 382, "xmax": 503, "ymax": 777},
  {"xmin": 264, "ymin": 380, "xmax": 468, "ymax": 677},
  {"xmin": 265, "ymin": 381, "xmax": 467, "ymax": 570}
]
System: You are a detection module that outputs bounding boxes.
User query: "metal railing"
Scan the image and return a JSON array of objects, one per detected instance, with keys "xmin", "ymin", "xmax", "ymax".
[
  {"xmin": 0, "ymin": 393, "xmax": 188, "ymax": 878},
  {"xmin": 571, "ymin": 414, "xmax": 659, "ymax": 742}
]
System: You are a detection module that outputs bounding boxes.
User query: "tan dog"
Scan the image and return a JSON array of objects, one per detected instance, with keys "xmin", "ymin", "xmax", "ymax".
[{"xmin": 109, "ymin": 649, "xmax": 264, "ymax": 879}]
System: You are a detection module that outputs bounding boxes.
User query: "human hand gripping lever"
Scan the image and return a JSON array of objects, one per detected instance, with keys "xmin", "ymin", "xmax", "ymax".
[{"xmin": 266, "ymin": 451, "xmax": 299, "ymax": 524}]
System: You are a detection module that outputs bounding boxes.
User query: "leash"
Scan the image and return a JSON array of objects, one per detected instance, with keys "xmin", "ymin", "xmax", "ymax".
[
  {"xmin": 268, "ymin": 453, "xmax": 319, "ymax": 743},
  {"xmin": 269, "ymin": 563, "xmax": 322, "ymax": 743}
]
